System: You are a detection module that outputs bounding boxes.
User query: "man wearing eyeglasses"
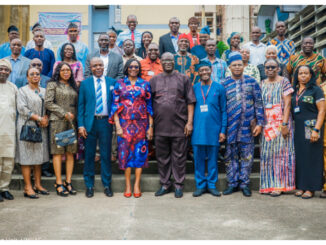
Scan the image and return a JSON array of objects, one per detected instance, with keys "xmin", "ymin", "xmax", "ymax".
[
  {"xmin": 116, "ymin": 15, "xmax": 142, "ymax": 50},
  {"xmin": 221, "ymin": 52, "xmax": 264, "ymax": 197}
]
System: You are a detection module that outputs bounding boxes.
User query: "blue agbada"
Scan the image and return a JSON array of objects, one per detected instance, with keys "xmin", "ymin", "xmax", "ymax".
[
  {"xmin": 192, "ymin": 81, "xmax": 227, "ymax": 146},
  {"xmin": 0, "ymin": 42, "xmax": 26, "ymax": 59},
  {"xmin": 24, "ymin": 48, "xmax": 55, "ymax": 77}
]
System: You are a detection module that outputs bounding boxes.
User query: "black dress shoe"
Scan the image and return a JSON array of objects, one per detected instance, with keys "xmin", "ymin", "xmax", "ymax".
[
  {"xmin": 223, "ymin": 186, "xmax": 239, "ymax": 195},
  {"xmin": 193, "ymin": 188, "xmax": 206, "ymax": 197},
  {"xmin": 208, "ymin": 188, "xmax": 221, "ymax": 197},
  {"xmin": 241, "ymin": 187, "xmax": 252, "ymax": 197},
  {"xmin": 104, "ymin": 187, "xmax": 113, "ymax": 197},
  {"xmin": 1, "ymin": 191, "xmax": 14, "ymax": 200},
  {"xmin": 85, "ymin": 188, "xmax": 94, "ymax": 198},
  {"xmin": 155, "ymin": 186, "xmax": 170, "ymax": 196},
  {"xmin": 175, "ymin": 188, "xmax": 183, "ymax": 198},
  {"xmin": 0, "ymin": 195, "xmax": 3, "ymax": 202},
  {"xmin": 42, "ymin": 170, "xmax": 53, "ymax": 177}
]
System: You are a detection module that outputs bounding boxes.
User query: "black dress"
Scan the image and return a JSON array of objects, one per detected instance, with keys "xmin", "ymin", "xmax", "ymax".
[{"xmin": 291, "ymin": 85, "xmax": 325, "ymax": 190}]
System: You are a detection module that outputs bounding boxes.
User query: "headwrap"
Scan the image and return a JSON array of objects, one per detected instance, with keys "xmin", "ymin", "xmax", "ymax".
[
  {"xmin": 7, "ymin": 25, "xmax": 18, "ymax": 33},
  {"xmin": 227, "ymin": 32, "xmax": 243, "ymax": 45},
  {"xmin": 0, "ymin": 59, "xmax": 12, "ymax": 71},
  {"xmin": 178, "ymin": 33, "xmax": 191, "ymax": 43},
  {"xmin": 200, "ymin": 25, "xmax": 210, "ymax": 35},
  {"xmin": 227, "ymin": 51, "xmax": 242, "ymax": 66},
  {"xmin": 195, "ymin": 60, "xmax": 211, "ymax": 70},
  {"xmin": 108, "ymin": 26, "xmax": 123, "ymax": 36}
]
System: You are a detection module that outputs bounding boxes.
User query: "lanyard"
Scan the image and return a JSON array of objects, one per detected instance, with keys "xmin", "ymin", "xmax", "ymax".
[
  {"xmin": 200, "ymin": 81, "xmax": 212, "ymax": 105},
  {"xmin": 296, "ymin": 88, "xmax": 306, "ymax": 106}
]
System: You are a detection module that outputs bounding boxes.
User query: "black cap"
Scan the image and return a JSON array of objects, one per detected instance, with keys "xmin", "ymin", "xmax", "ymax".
[{"xmin": 7, "ymin": 25, "xmax": 18, "ymax": 33}]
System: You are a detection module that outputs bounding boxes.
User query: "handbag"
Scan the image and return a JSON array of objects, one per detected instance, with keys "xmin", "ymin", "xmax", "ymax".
[
  {"xmin": 54, "ymin": 120, "xmax": 77, "ymax": 148},
  {"xmin": 19, "ymin": 97, "xmax": 44, "ymax": 143}
]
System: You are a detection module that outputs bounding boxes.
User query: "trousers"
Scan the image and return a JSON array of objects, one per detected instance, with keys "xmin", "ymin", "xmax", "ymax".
[
  {"xmin": 155, "ymin": 136, "xmax": 188, "ymax": 189},
  {"xmin": 0, "ymin": 157, "xmax": 14, "ymax": 191},
  {"xmin": 225, "ymin": 142, "xmax": 254, "ymax": 188},
  {"xmin": 193, "ymin": 145, "xmax": 219, "ymax": 189},
  {"xmin": 84, "ymin": 118, "xmax": 112, "ymax": 188}
]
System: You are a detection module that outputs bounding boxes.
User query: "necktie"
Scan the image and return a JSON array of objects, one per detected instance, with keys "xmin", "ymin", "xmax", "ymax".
[
  {"xmin": 131, "ymin": 30, "xmax": 135, "ymax": 41},
  {"xmin": 96, "ymin": 78, "xmax": 103, "ymax": 114}
]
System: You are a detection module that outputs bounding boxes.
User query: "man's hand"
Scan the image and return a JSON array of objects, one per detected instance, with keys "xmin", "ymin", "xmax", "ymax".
[
  {"xmin": 78, "ymin": 127, "xmax": 87, "ymax": 139},
  {"xmin": 184, "ymin": 122, "xmax": 193, "ymax": 137},
  {"xmin": 252, "ymin": 125, "xmax": 262, "ymax": 137},
  {"xmin": 219, "ymin": 133, "xmax": 226, "ymax": 143},
  {"xmin": 146, "ymin": 127, "xmax": 153, "ymax": 141}
]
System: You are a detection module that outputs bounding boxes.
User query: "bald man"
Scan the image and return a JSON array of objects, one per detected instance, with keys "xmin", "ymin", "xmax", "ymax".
[
  {"xmin": 78, "ymin": 57, "xmax": 116, "ymax": 198},
  {"xmin": 243, "ymin": 26, "xmax": 266, "ymax": 66},
  {"xmin": 116, "ymin": 15, "xmax": 142, "ymax": 49}
]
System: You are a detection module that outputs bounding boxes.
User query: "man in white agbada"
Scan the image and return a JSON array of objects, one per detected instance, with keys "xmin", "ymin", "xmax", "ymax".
[{"xmin": 0, "ymin": 58, "xmax": 17, "ymax": 202}]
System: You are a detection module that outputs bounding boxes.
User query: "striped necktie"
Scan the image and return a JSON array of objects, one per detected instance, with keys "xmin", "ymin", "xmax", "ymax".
[{"xmin": 96, "ymin": 78, "xmax": 103, "ymax": 114}]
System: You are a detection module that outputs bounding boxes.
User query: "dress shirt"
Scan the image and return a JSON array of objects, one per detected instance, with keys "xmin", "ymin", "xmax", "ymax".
[
  {"xmin": 116, "ymin": 29, "xmax": 142, "ymax": 49},
  {"xmin": 0, "ymin": 42, "xmax": 26, "ymax": 59},
  {"xmin": 170, "ymin": 34, "xmax": 179, "ymax": 53},
  {"xmin": 93, "ymin": 75, "xmax": 108, "ymax": 116},
  {"xmin": 202, "ymin": 57, "xmax": 228, "ymax": 83},
  {"xmin": 140, "ymin": 57, "xmax": 163, "ymax": 81},
  {"xmin": 243, "ymin": 41, "xmax": 267, "ymax": 66},
  {"xmin": 100, "ymin": 53, "xmax": 109, "ymax": 76}
]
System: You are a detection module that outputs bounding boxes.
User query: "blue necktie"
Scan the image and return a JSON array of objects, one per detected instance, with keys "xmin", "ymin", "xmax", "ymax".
[{"xmin": 96, "ymin": 78, "xmax": 103, "ymax": 114}]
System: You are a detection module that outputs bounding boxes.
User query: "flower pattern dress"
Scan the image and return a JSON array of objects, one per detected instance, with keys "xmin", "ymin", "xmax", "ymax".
[{"xmin": 110, "ymin": 77, "xmax": 153, "ymax": 170}]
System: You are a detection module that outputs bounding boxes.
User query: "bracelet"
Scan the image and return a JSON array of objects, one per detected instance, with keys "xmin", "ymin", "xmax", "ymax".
[
  {"xmin": 281, "ymin": 122, "xmax": 288, "ymax": 126},
  {"xmin": 312, "ymin": 128, "xmax": 320, "ymax": 133}
]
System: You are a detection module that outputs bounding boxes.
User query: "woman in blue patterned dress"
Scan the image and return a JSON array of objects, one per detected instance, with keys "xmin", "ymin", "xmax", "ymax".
[{"xmin": 110, "ymin": 59, "xmax": 153, "ymax": 198}]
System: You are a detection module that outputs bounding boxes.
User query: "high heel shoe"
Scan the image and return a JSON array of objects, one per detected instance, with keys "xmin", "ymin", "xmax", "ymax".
[
  {"xmin": 24, "ymin": 192, "xmax": 39, "ymax": 199},
  {"xmin": 54, "ymin": 183, "xmax": 69, "ymax": 197},
  {"xmin": 133, "ymin": 192, "xmax": 142, "ymax": 198},
  {"xmin": 124, "ymin": 192, "xmax": 132, "ymax": 198},
  {"xmin": 34, "ymin": 188, "xmax": 50, "ymax": 195},
  {"xmin": 64, "ymin": 180, "xmax": 77, "ymax": 195}
]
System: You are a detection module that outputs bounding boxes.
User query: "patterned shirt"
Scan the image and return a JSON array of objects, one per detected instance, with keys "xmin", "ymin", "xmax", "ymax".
[
  {"xmin": 243, "ymin": 41, "xmax": 266, "ymax": 66},
  {"xmin": 116, "ymin": 29, "xmax": 142, "ymax": 49},
  {"xmin": 174, "ymin": 52, "xmax": 199, "ymax": 84},
  {"xmin": 267, "ymin": 37, "xmax": 295, "ymax": 65},
  {"xmin": 201, "ymin": 57, "xmax": 228, "ymax": 83},
  {"xmin": 221, "ymin": 75, "xmax": 264, "ymax": 144},
  {"xmin": 225, "ymin": 64, "xmax": 261, "ymax": 84},
  {"xmin": 287, "ymin": 52, "xmax": 326, "ymax": 85}
]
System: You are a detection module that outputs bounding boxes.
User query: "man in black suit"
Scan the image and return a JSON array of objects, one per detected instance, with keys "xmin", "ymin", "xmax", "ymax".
[
  {"xmin": 85, "ymin": 33, "xmax": 124, "ymax": 80},
  {"xmin": 159, "ymin": 17, "xmax": 181, "ymax": 55}
]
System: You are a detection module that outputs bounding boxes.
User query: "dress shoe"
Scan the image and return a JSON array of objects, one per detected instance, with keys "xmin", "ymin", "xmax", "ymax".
[
  {"xmin": 124, "ymin": 192, "xmax": 132, "ymax": 198},
  {"xmin": 208, "ymin": 188, "xmax": 221, "ymax": 197},
  {"xmin": 320, "ymin": 191, "xmax": 326, "ymax": 198},
  {"xmin": 133, "ymin": 192, "xmax": 142, "ymax": 198},
  {"xmin": 104, "ymin": 187, "xmax": 113, "ymax": 197},
  {"xmin": 41, "ymin": 170, "xmax": 53, "ymax": 177},
  {"xmin": 0, "ymin": 195, "xmax": 3, "ymax": 202},
  {"xmin": 85, "ymin": 188, "xmax": 94, "ymax": 198},
  {"xmin": 24, "ymin": 192, "xmax": 39, "ymax": 199},
  {"xmin": 241, "ymin": 187, "xmax": 252, "ymax": 197},
  {"xmin": 1, "ymin": 191, "xmax": 14, "ymax": 200},
  {"xmin": 175, "ymin": 188, "xmax": 183, "ymax": 198},
  {"xmin": 193, "ymin": 188, "xmax": 206, "ymax": 197},
  {"xmin": 223, "ymin": 186, "xmax": 239, "ymax": 195},
  {"xmin": 155, "ymin": 186, "xmax": 171, "ymax": 196}
]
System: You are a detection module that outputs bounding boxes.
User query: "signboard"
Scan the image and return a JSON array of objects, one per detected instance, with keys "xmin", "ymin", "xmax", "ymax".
[{"xmin": 38, "ymin": 12, "xmax": 82, "ymax": 50}]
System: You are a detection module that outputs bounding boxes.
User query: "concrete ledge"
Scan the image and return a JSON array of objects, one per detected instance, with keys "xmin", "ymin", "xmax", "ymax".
[{"xmin": 9, "ymin": 173, "xmax": 261, "ymax": 192}]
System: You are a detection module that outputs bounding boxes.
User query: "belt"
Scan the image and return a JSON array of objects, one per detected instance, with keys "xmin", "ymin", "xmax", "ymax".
[{"xmin": 94, "ymin": 115, "xmax": 109, "ymax": 120}]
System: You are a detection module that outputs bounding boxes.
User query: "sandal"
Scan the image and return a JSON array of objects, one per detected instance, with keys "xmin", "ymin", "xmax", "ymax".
[
  {"xmin": 270, "ymin": 191, "xmax": 282, "ymax": 197},
  {"xmin": 54, "ymin": 183, "xmax": 69, "ymax": 197},
  {"xmin": 294, "ymin": 190, "xmax": 304, "ymax": 197},
  {"xmin": 64, "ymin": 180, "xmax": 77, "ymax": 195},
  {"xmin": 33, "ymin": 188, "xmax": 50, "ymax": 195},
  {"xmin": 302, "ymin": 191, "xmax": 314, "ymax": 199}
]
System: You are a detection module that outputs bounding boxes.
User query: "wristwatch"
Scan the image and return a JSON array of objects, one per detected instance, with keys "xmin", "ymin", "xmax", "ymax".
[
  {"xmin": 312, "ymin": 128, "xmax": 320, "ymax": 133},
  {"xmin": 281, "ymin": 122, "xmax": 288, "ymax": 126}
]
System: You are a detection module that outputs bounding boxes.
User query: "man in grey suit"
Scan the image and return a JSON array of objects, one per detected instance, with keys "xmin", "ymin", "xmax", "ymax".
[
  {"xmin": 159, "ymin": 17, "xmax": 181, "ymax": 55},
  {"xmin": 85, "ymin": 33, "xmax": 124, "ymax": 80},
  {"xmin": 5, "ymin": 38, "xmax": 30, "ymax": 86}
]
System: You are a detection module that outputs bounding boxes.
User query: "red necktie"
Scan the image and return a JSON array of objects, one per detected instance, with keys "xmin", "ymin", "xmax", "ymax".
[{"xmin": 131, "ymin": 31, "xmax": 135, "ymax": 41}]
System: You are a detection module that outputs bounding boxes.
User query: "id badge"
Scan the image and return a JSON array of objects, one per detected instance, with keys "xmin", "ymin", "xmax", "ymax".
[
  {"xmin": 265, "ymin": 103, "xmax": 273, "ymax": 109},
  {"xmin": 294, "ymin": 106, "xmax": 300, "ymax": 113},
  {"xmin": 148, "ymin": 71, "xmax": 155, "ymax": 76},
  {"xmin": 200, "ymin": 104, "xmax": 208, "ymax": 112}
]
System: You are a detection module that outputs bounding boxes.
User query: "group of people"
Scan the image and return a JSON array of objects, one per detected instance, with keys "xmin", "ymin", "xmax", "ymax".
[{"xmin": 0, "ymin": 14, "xmax": 326, "ymax": 203}]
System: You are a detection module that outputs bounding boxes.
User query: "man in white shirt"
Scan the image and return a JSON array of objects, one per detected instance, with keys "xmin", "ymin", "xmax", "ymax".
[{"xmin": 243, "ymin": 26, "xmax": 266, "ymax": 66}]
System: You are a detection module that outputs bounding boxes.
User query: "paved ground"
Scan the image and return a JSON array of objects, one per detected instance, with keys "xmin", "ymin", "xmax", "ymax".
[{"xmin": 1, "ymin": 190, "xmax": 326, "ymax": 240}]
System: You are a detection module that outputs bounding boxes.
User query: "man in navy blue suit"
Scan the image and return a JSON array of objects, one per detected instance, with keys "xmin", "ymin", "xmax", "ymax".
[{"xmin": 78, "ymin": 57, "xmax": 116, "ymax": 198}]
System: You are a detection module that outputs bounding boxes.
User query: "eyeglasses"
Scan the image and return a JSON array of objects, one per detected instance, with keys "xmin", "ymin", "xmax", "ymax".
[
  {"xmin": 31, "ymin": 63, "xmax": 42, "ymax": 67},
  {"xmin": 265, "ymin": 66, "xmax": 277, "ymax": 70},
  {"xmin": 128, "ymin": 65, "xmax": 139, "ymax": 69}
]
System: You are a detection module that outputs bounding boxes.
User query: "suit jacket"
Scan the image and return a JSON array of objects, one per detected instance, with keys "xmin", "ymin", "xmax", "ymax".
[
  {"xmin": 77, "ymin": 76, "xmax": 116, "ymax": 132},
  {"xmin": 84, "ymin": 50, "xmax": 124, "ymax": 80},
  {"xmin": 159, "ymin": 33, "xmax": 177, "ymax": 55}
]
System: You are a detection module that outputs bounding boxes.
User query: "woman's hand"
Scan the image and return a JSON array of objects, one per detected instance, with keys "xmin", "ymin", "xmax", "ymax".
[
  {"xmin": 281, "ymin": 125, "xmax": 289, "ymax": 138},
  {"xmin": 39, "ymin": 116, "xmax": 49, "ymax": 128},
  {"xmin": 146, "ymin": 127, "xmax": 153, "ymax": 141},
  {"xmin": 116, "ymin": 126, "xmax": 124, "ymax": 137},
  {"xmin": 310, "ymin": 130, "xmax": 320, "ymax": 143},
  {"xmin": 65, "ymin": 112, "xmax": 74, "ymax": 121}
]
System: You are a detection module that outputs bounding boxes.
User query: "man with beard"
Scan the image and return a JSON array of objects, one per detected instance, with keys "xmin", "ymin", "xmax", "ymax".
[
  {"xmin": 116, "ymin": 15, "xmax": 142, "ymax": 49},
  {"xmin": 85, "ymin": 33, "xmax": 123, "ymax": 80},
  {"xmin": 24, "ymin": 31, "xmax": 55, "ymax": 77},
  {"xmin": 122, "ymin": 39, "xmax": 142, "ymax": 65},
  {"xmin": 5, "ymin": 38, "xmax": 31, "ymax": 86},
  {"xmin": 140, "ymin": 43, "xmax": 163, "ymax": 81},
  {"xmin": 159, "ymin": 17, "xmax": 181, "ymax": 55},
  {"xmin": 287, "ymin": 36, "xmax": 326, "ymax": 85},
  {"xmin": 150, "ymin": 52, "xmax": 196, "ymax": 198},
  {"xmin": 0, "ymin": 59, "xmax": 18, "ymax": 202},
  {"xmin": 267, "ymin": 21, "xmax": 295, "ymax": 65}
]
